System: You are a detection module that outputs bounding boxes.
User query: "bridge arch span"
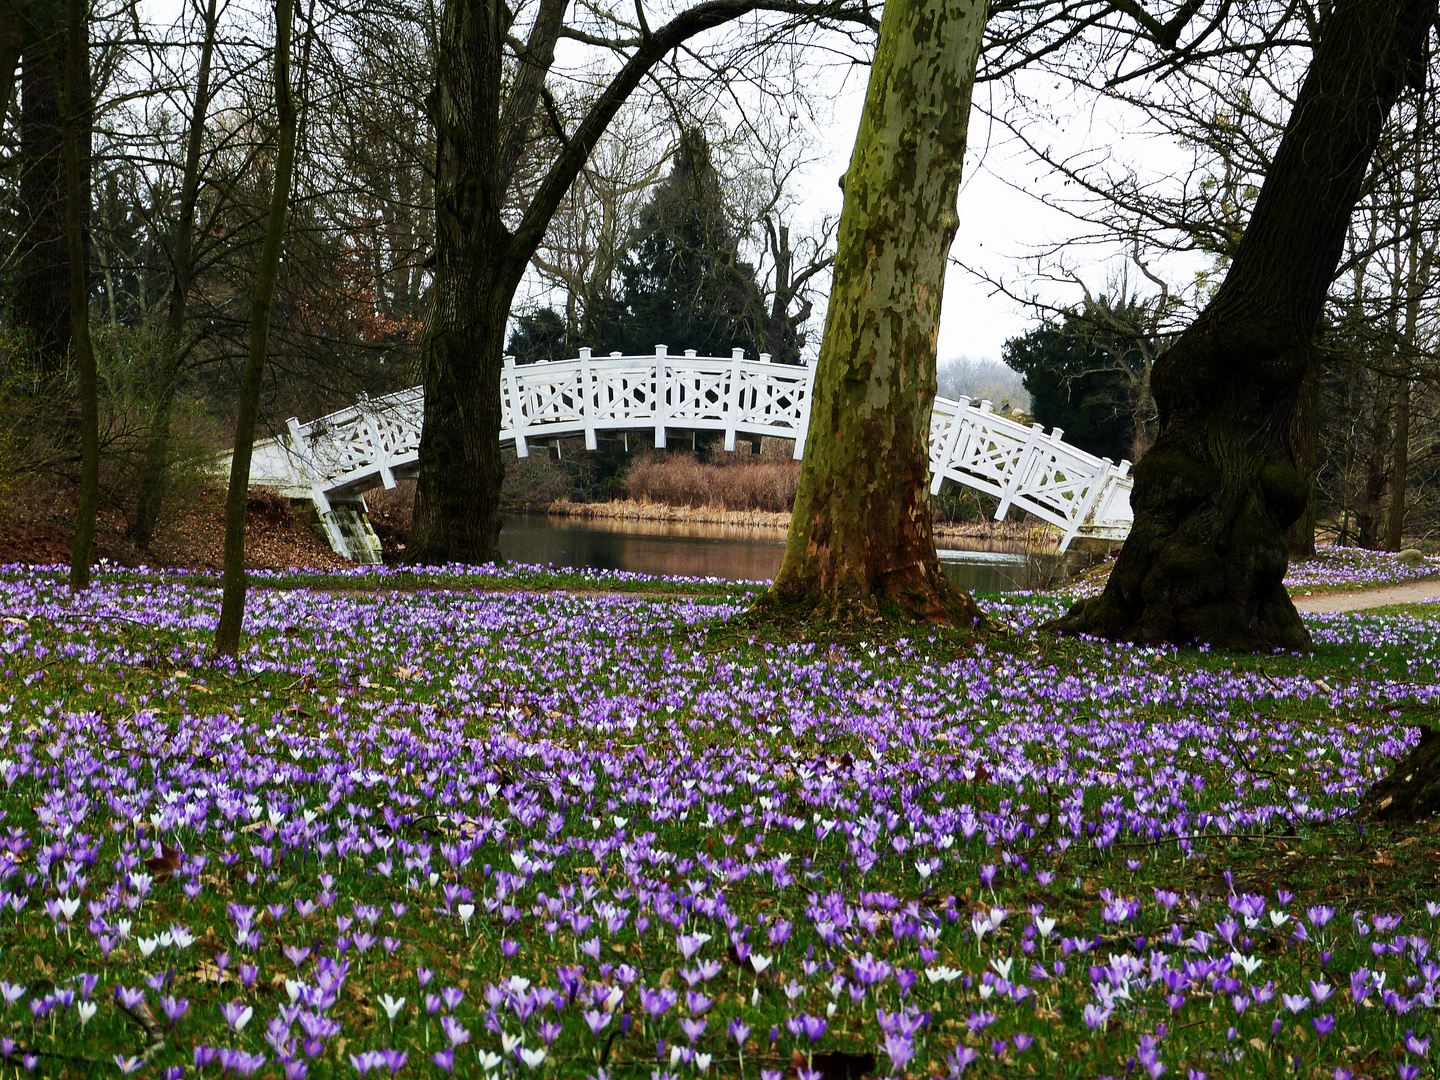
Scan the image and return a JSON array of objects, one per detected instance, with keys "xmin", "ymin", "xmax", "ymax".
[{"xmin": 243, "ymin": 346, "xmax": 1133, "ymax": 563}]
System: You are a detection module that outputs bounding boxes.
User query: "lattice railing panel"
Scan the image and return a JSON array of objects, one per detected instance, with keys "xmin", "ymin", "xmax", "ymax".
[
  {"xmin": 734, "ymin": 365, "xmax": 809, "ymax": 433},
  {"xmin": 515, "ymin": 363, "xmax": 588, "ymax": 427},
  {"xmin": 591, "ymin": 365, "xmax": 656, "ymax": 424},
  {"xmin": 665, "ymin": 363, "xmax": 730, "ymax": 426}
]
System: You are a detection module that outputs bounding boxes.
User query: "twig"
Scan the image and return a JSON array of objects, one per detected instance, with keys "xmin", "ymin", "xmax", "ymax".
[{"xmin": 115, "ymin": 996, "xmax": 168, "ymax": 1064}]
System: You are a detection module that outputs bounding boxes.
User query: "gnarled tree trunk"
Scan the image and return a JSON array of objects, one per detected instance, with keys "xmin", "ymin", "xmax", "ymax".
[
  {"xmin": 756, "ymin": 0, "xmax": 988, "ymax": 624},
  {"xmin": 1050, "ymin": 0, "xmax": 1434, "ymax": 651}
]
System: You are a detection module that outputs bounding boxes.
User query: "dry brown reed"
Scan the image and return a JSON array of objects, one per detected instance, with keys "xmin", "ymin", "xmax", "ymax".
[{"xmin": 619, "ymin": 454, "xmax": 801, "ymax": 513}]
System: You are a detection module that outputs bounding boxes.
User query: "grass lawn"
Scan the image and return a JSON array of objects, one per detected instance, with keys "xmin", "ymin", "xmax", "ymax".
[{"xmin": 0, "ymin": 556, "xmax": 1438, "ymax": 1079}]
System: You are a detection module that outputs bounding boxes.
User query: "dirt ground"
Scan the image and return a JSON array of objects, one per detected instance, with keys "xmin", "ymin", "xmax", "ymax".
[
  {"xmin": 1292, "ymin": 579, "xmax": 1440, "ymax": 613},
  {"xmin": 8, "ymin": 479, "xmax": 1439, "ymax": 611},
  {"xmin": 0, "ymin": 478, "xmax": 351, "ymax": 572}
]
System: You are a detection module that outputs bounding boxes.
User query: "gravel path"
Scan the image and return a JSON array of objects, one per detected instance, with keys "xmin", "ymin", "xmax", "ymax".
[{"xmin": 1293, "ymin": 578, "xmax": 1440, "ymax": 613}]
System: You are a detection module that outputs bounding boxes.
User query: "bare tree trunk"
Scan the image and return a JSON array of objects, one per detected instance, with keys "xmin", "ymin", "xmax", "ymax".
[
  {"xmin": 1356, "ymin": 375, "xmax": 1393, "ymax": 549},
  {"xmin": 128, "ymin": 0, "xmax": 220, "ymax": 550},
  {"xmin": 1051, "ymin": 0, "xmax": 1433, "ymax": 651},
  {"xmin": 1385, "ymin": 106, "xmax": 1430, "ymax": 554},
  {"xmin": 403, "ymin": 0, "xmax": 513, "ymax": 564},
  {"xmin": 404, "ymin": 0, "xmax": 776, "ymax": 565},
  {"xmin": 63, "ymin": 0, "xmax": 95, "ymax": 590},
  {"xmin": 1386, "ymin": 373, "xmax": 1409, "ymax": 550},
  {"xmin": 213, "ymin": 0, "xmax": 297, "ymax": 658},
  {"xmin": 756, "ymin": 0, "xmax": 988, "ymax": 623}
]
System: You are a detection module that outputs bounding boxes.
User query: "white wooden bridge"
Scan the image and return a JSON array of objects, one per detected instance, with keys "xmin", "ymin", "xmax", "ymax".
[{"xmin": 244, "ymin": 347, "xmax": 1134, "ymax": 563}]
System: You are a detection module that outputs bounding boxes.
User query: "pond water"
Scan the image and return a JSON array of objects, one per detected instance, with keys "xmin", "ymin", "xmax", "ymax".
[{"xmin": 497, "ymin": 513, "xmax": 1064, "ymax": 593}]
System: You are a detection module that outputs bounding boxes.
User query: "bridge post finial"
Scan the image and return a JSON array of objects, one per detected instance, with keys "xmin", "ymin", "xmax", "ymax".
[
  {"xmin": 929, "ymin": 398, "xmax": 972, "ymax": 497},
  {"xmin": 654, "ymin": 345, "xmax": 668, "ymax": 448},
  {"xmin": 1062, "ymin": 456, "xmax": 1115, "ymax": 552},
  {"xmin": 791, "ymin": 357, "xmax": 816, "ymax": 459},
  {"xmin": 723, "ymin": 348, "xmax": 745, "ymax": 452},
  {"xmin": 502, "ymin": 355, "xmax": 528, "ymax": 457},
  {"xmin": 995, "ymin": 422, "xmax": 1045, "ymax": 521},
  {"xmin": 580, "ymin": 348, "xmax": 597, "ymax": 451}
]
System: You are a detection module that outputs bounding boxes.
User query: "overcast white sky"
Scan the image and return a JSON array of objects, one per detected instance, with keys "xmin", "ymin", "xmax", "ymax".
[{"xmin": 787, "ymin": 66, "xmax": 1214, "ymax": 367}]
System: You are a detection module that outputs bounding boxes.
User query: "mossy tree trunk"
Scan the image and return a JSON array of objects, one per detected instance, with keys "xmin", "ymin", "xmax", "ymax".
[
  {"xmin": 404, "ymin": 0, "xmax": 785, "ymax": 565},
  {"xmin": 62, "ymin": 0, "xmax": 93, "ymax": 589},
  {"xmin": 756, "ymin": 0, "xmax": 987, "ymax": 624},
  {"xmin": 213, "ymin": 0, "xmax": 297, "ymax": 658},
  {"xmin": 1050, "ymin": 0, "xmax": 1434, "ymax": 651},
  {"xmin": 126, "ymin": 0, "xmax": 221, "ymax": 551}
]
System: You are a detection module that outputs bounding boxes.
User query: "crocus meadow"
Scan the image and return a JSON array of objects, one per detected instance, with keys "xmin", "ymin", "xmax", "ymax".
[
  {"xmin": 0, "ymin": 562, "xmax": 1435, "ymax": 1079},
  {"xmin": 1062, "ymin": 546, "xmax": 1439, "ymax": 602}
]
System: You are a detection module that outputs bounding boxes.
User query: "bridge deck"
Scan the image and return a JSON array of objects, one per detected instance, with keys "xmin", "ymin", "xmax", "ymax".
[{"xmin": 242, "ymin": 347, "xmax": 1132, "ymax": 562}]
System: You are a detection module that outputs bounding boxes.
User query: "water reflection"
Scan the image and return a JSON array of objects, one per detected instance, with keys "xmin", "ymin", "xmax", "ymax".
[{"xmin": 497, "ymin": 513, "xmax": 1050, "ymax": 593}]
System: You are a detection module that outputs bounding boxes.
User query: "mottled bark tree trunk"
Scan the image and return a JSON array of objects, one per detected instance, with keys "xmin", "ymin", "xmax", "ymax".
[
  {"xmin": 755, "ymin": 0, "xmax": 987, "ymax": 624},
  {"xmin": 213, "ymin": 0, "xmax": 297, "ymax": 658},
  {"xmin": 1051, "ymin": 0, "xmax": 1434, "ymax": 651},
  {"xmin": 63, "ymin": 0, "xmax": 94, "ymax": 589},
  {"xmin": 127, "ymin": 0, "xmax": 220, "ymax": 550}
]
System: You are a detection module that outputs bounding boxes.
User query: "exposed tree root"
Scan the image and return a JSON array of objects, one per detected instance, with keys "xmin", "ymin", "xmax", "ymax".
[
  {"xmin": 1358, "ymin": 724, "xmax": 1440, "ymax": 824},
  {"xmin": 715, "ymin": 580, "xmax": 989, "ymax": 650}
]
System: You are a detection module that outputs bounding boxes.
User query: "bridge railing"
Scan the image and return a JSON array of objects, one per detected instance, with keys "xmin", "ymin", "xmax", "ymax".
[
  {"xmin": 928, "ymin": 396, "xmax": 1132, "ymax": 544},
  {"xmin": 254, "ymin": 347, "xmax": 1131, "ymax": 553},
  {"xmin": 502, "ymin": 347, "xmax": 812, "ymax": 458}
]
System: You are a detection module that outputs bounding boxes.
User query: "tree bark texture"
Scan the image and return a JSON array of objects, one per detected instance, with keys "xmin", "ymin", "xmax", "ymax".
[
  {"xmin": 403, "ymin": 0, "xmax": 516, "ymax": 565},
  {"xmin": 15, "ymin": 0, "xmax": 84, "ymax": 375},
  {"xmin": 1359, "ymin": 723, "xmax": 1440, "ymax": 824},
  {"xmin": 0, "ymin": 0, "xmax": 27, "ymax": 133},
  {"xmin": 62, "ymin": 0, "xmax": 94, "ymax": 589},
  {"xmin": 759, "ymin": 0, "xmax": 987, "ymax": 623},
  {"xmin": 214, "ymin": 0, "xmax": 297, "ymax": 658},
  {"xmin": 405, "ymin": 0, "xmax": 771, "ymax": 565},
  {"xmin": 128, "ymin": 0, "xmax": 220, "ymax": 550},
  {"xmin": 1050, "ymin": 0, "xmax": 1434, "ymax": 651},
  {"xmin": 1284, "ymin": 354, "xmax": 1318, "ymax": 559}
]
